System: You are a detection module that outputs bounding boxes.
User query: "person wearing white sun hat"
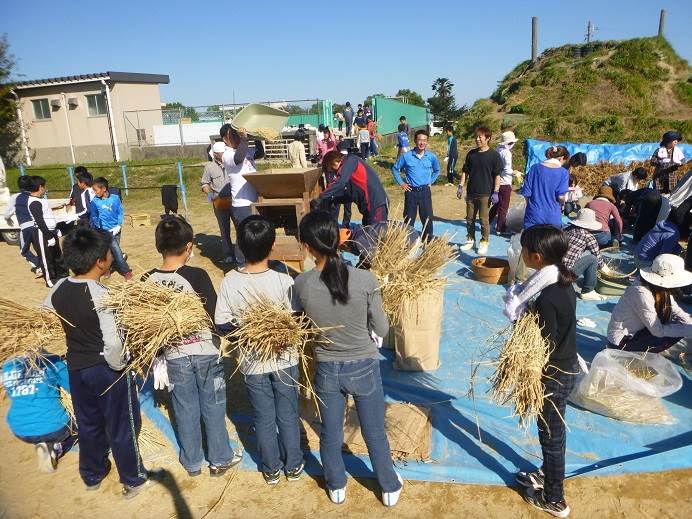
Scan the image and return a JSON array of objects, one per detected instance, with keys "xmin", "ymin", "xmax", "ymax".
[
  {"xmin": 563, "ymin": 208, "xmax": 606, "ymax": 301},
  {"xmin": 490, "ymin": 130, "xmax": 522, "ymax": 234},
  {"xmin": 607, "ymin": 253, "xmax": 692, "ymax": 352}
]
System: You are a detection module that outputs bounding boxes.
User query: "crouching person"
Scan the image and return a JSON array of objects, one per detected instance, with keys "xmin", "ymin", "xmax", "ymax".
[
  {"xmin": 215, "ymin": 215, "xmax": 304, "ymax": 485},
  {"xmin": 2, "ymin": 354, "xmax": 77, "ymax": 472},
  {"xmin": 43, "ymin": 228, "xmax": 160, "ymax": 498},
  {"xmin": 145, "ymin": 216, "xmax": 242, "ymax": 477}
]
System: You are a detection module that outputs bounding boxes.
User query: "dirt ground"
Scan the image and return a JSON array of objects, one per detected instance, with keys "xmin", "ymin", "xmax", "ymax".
[{"xmin": 0, "ymin": 182, "xmax": 691, "ymax": 518}]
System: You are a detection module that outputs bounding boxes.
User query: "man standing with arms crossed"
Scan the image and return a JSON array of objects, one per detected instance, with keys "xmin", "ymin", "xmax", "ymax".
[{"xmin": 391, "ymin": 129, "xmax": 441, "ymax": 241}]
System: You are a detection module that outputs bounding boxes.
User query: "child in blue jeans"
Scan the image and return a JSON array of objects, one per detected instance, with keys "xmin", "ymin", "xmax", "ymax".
[
  {"xmin": 90, "ymin": 177, "xmax": 132, "ymax": 280},
  {"xmin": 215, "ymin": 215, "xmax": 304, "ymax": 485}
]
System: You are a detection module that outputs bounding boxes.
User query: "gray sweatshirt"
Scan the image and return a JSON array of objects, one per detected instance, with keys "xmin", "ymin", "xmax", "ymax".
[{"xmin": 294, "ymin": 265, "xmax": 388, "ymax": 363}]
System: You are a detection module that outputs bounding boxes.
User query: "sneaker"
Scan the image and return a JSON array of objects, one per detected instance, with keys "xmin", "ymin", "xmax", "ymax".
[
  {"xmin": 36, "ymin": 442, "xmax": 56, "ymax": 473},
  {"xmin": 445, "ymin": 183, "xmax": 454, "ymax": 187},
  {"xmin": 515, "ymin": 468, "xmax": 544, "ymax": 490},
  {"xmin": 122, "ymin": 469, "xmax": 165, "ymax": 500},
  {"xmin": 382, "ymin": 473, "xmax": 404, "ymax": 507},
  {"xmin": 263, "ymin": 469, "xmax": 281, "ymax": 485},
  {"xmin": 209, "ymin": 452, "xmax": 243, "ymax": 477},
  {"xmin": 460, "ymin": 239, "xmax": 475, "ymax": 251},
  {"xmin": 328, "ymin": 487, "xmax": 346, "ymax": 504},
  {"xmin": 524, "ymin": 487, "xmax": 571, "ymax": 518},
  {"xmin": 286, "ymin": 461, "xmax": 305, "ymax": 482},
  {"xmin": 477, "ymin": 241, "xmax": 489, "ymax": 255},
  {"xmin": 580, "ymin": 290, "xmax": 605, "ymax": 301}
]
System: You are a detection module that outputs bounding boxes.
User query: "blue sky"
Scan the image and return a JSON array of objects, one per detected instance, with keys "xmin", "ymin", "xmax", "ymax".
[{"xmin": 2, "ymin": 1, "xmax": 690, "ymax": 109}]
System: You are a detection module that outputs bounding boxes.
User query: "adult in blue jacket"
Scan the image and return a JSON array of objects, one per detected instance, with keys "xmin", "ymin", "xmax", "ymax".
[
  {"xmin": 521, "ymin": 146, "xmax": 570, "ymax": 229},
  {"xmin": 391, "ymin": 129, "xmax": 441, "ymax": 241},
  {"xmin": 635, "ymin": 218, "xmax": 683, "ymax": 267},
  {"xmin": 2, "ymin": 355, "xmax": 77, "ymax": 472}
]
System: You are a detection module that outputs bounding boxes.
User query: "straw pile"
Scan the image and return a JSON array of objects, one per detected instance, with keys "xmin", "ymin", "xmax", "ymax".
[
  {"xmin": 252, "ymin": 127, "xmax": 280, "ymax": 141},
  {"xmin": 223, "ymin": 298, "xmax": 329, "ymax": 406},
  {"xmin": 0, "ymin": 297, "xmax": 67, "ymax": 368},
  {"xmin": 570, "ymin": 161, "xmax": 692, "ymax": 197},
  {"xmin": 489, "ymin": 312, "xmax": 552, "ymax": 428},
  {"xmin": 368, "ymin": 221, "xmax": 456, "ymax": 325},
  {"xmin": 98, "ymin": 280, "xmax": 212, "ymax": 377}
]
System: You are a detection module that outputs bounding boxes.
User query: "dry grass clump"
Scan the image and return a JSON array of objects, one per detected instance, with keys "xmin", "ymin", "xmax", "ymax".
[
  {"xmin": 223, "ymin": 298, "xmax": 329, "ymax": 408},
  {"xmin": 98, "ymin": 280, "xmax": 212, "ymax": 377},
  {"xmin": 252, "ymin": 127, "xmax": 280, "ymax": 141},
  {"xmin": 0, "ymin": 297, "xmax": 67, "ymax": 368},
  {"xmin": 368, "ymin": 221, "xmax": 456, "ymax": 325},
  {"xmin": 489, "ymin": 312, "xmax": 552, "ymax": 428}
]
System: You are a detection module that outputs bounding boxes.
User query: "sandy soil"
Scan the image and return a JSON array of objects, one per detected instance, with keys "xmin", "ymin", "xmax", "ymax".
[{"xmin": 0, "ymin": 184, "xmax": 690, "ymax": 518}]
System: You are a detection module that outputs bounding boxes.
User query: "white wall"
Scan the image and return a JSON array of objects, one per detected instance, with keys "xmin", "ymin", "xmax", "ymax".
[{"xmin": 153, "ymin": 122, "xmax": 219, "ymax": 145}]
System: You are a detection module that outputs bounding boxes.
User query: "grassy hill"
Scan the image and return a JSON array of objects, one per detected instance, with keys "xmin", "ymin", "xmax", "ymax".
[{"xmin": 456, "ymin": 37, "xmax": 691, "ymax": 148}]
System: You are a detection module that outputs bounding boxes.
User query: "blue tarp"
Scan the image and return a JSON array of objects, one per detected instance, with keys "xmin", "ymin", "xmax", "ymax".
[
  {"xmin": 141, "ymin": 221, "xmax": 692, "ymax": 485},
  {"xmin": 525, "ymin": 138, "xmax": 692, "ymax": 172}
]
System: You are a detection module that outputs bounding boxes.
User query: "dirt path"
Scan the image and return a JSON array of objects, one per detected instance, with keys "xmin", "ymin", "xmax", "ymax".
[{"xmin": 0, "ymin": 188, "xmax": 690, "ymax": 518}]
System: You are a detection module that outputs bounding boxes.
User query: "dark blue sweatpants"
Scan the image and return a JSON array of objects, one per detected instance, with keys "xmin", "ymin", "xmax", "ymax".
[
  {"xmin": 403, "ymin": 185, "xmax": 434, "ymax": 241},
  {"xmin": 68, "ymin": 364, "xmax": 147, "ymax": 487}
]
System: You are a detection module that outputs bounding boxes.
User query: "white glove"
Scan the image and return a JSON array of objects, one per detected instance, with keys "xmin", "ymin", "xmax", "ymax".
[
  {"xmin": 152, "ymin": 356, "xmax": 170, "ymax": 391},
  {"xmin": 110, "ymin": 225, "xmax": 121, "ymax": 236},
  {"xmin": 47, "ymin": 238, "xmax": 57, "ymax": 247},
  {"xmin": 444, "ymin": 157, "xmax": 449, "ymax": 163}
]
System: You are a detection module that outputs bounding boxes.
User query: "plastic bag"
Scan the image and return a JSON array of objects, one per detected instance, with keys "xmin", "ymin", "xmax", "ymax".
[
  {"xmin": 505, "ymin": 200, "xmax": 526, "ymax": 235},
  {"xmin": 569, "ymin": 350, "xmax": 682, "ymax": 424},
  {"xmin": 507, "ymin": 232, "xmax": 534, "ymax": 283}
]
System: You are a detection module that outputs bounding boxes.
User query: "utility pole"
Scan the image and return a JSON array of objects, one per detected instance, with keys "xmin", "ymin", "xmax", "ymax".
[
  {"xmin": 658, "ymin": 9, "xmax": 667, "ymax": 37},
  {"xmin": 531, "ymin": 17, "xmax": 538, "ymax": 63},
  {"xmin": 586, "ymin": 21, "xmax": 594, "ymax": 43}
]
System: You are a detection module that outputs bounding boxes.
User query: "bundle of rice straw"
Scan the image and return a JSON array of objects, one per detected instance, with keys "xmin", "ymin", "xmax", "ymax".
[
  {"xmin": 489, "ymin": 312, "xmax": 551, "ymax": 429},
  {"xmin": 368, "ymin": 221, "xmax": 456, "ymax": 325},
  {"xmin": 0, "ymin": 297, "xmax": 67, "ymax": 369},
  {"xmin": 223, "ymin": 297, "xmax": 328, "ymax": 409},
  {"xmin": 59, "ymin": 388, "xmax": 78, "ymax": 434},
  {"xmin": 98, "ymin": 280, "xmax": 212, "ymax": 378}
]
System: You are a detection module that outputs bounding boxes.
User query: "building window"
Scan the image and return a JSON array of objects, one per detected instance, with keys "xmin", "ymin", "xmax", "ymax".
[
  {"xmin": 86, "ymin": 94, "xmax": 108, "ymax": 116},
  {"xmin": 32, "ymin": 99, "xmax": 51, "ymax": 120}
]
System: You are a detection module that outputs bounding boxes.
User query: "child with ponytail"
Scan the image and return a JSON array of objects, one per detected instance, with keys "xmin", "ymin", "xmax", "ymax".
[
  {"xmin": 507, "ymin": 225, "xmax": 578, "ymax": 518},
  {"xmin": 294, "ymin": 211, "xmax": 403, "ymax": 507}
]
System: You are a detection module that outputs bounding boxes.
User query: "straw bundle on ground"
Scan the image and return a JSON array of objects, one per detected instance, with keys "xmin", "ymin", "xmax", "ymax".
[
  {"xmin": 0, "ymin": 297, "xmax": 67, "ymax": 368},
  {"xmin": 368, "ymin": 221, "xmax": 456, "ymax": 325},
  {"xmin": 98, "ymin": 280, "xmax": 212, "ymax": 377},
  {"xmin": 570, "ymin": 161, "xmax": 692, "ymax": 197},
  {"xmin": 489, "ymin": 312, "xmax": 552, "ymax": 428}
]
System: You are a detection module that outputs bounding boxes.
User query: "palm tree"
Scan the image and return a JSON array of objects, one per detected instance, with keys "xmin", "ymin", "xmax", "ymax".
[{"xmin": 431, "ymin": 78, "xmax": 454, "ymax": 99}]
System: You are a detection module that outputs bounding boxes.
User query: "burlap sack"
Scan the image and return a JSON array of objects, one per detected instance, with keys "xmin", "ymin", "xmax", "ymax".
[{"xmin": 392, "ymin": 284, "xmax": 444, "ymax": 371}]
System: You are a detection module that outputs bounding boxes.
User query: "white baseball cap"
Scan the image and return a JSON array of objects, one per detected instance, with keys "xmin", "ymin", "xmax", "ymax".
[{"xmin": 212, "ymin": 141, "xmax": 226, "ymax": 154}]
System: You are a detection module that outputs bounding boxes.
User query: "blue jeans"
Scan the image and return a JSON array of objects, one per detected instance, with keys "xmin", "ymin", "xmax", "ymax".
[
  {"xmin": 572, "ymin": 253, "xmax": 598, "ymax": 292},
  {"xmin": 230, "ymin": 205, "xmax": 253, "ymax": 265},
  {"xmin": 592, "ymin": 230, "xmax": 612, "ymax": 247},
  {"xmin": 20, "ymin": 227, "xmax": 40, "ymax": 269},
  {"xmin": 315, "ymin": 358, "xmax": 400, "ymax": 493},
  {"xmin": 213, "ymin": 203, "xmax": 234, "ymax": 259},
  {"xmin": 16, "ymin": 423, "xmax": 78, "ymax": 459},
  {"xmin": 167, "ymin": 355, "xmax": 234, "ymax": 473},
  {"xmin": 403, "ymin": 185, "xmax": 434, "ymax": 241},
  {"xmin": 369, "ymin": 139, "xmax": 379, "ymax": 157},
  {"xmin": 110, "ymin": 233, "xmax": 131, "ymax": 275},
  {"xmin": 244, "ymin": 364, "xmax": 303, "ymax": 473}
]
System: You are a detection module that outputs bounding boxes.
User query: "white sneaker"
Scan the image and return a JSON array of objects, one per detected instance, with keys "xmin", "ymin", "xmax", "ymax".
[
  {"xmin": 36, "ymin": 442, "xmax": 56, "ymax": 473},
  {"xmin": 460, "ymin": 239, "xmax": 475, "ymax": 251},
  {"xmin": 328, "ymin": 487, "xmax": 346, "ymax": 504},
  {"xmin": 477, "ymin": 241, "xmax": 489, "ymax": 255},
  {"xmin": 580, "ymin": 290, "xmax": 605, "ymax": 301},
  {"xmin": 382, "ymin": 473, "xmax": 403, "ymax": 507}
]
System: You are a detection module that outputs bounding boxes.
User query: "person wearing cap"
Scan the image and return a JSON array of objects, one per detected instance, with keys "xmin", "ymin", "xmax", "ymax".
[
  {"xmin": 652, "ymin": 130, "xmax": 685, "ymax": 193},
  {"xmin": 607, "ymin": 254, "xmax": 692, "ymax": 352},
  {"xmin": 201, "ymin": 141, "xmax": 235, "ymax": 264},
  {"xmin": 563, "ymin": 208, "xmax": 606, "ymax": 301},
  {"xmin": 489, "ymin": 131, "xmax": 522, "ymax": 235},
  {"xmin": 585, "ymin": 186, "xmax": 623, "ymax": 247}
]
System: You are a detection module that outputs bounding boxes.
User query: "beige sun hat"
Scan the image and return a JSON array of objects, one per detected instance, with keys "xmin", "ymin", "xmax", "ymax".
[
  {"xmin": 499, "ymin": 131, "xmax": 518, "ymax": 145},
  {"xmin": 640, "ymin": 254, "xmax": 692, "ymax": 288},
  {"xmin": 570, "ymin": 208, "xmax": 602, "ymax": 231}
]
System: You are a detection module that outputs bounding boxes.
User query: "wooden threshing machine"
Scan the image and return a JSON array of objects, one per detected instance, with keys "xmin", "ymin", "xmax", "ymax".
[{"xmin": 242, "ymin": 167, "xmax": 322, "ymax": 272}]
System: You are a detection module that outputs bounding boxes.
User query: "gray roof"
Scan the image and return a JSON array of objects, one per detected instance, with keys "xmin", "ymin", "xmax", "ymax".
[{"xmin": 14, "ymin": 71, "xmax": 170, "ymax": 89}]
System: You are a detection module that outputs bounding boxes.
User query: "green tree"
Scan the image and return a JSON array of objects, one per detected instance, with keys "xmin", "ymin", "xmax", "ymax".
[
  {"xmin": 162, "ymin": 102, "xmax": 199, "ymax": 122},
  {"xmin": 427, "ymin": 77, "xmax": 459, "ymax": 122},
  {"xmin": 363, "ymin": 93, "xmax": 384, "ymax": 108},
  {"xmin": 0, "ymin": 35, "xmax": 23, "ymax": 167},
  {"xmin": 395, "ymin": 88, "xmax": 425, "ymax": 107},
  {"xmin": 207, "ymin": 104, "xmax": 221, "ymax": 112}
]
